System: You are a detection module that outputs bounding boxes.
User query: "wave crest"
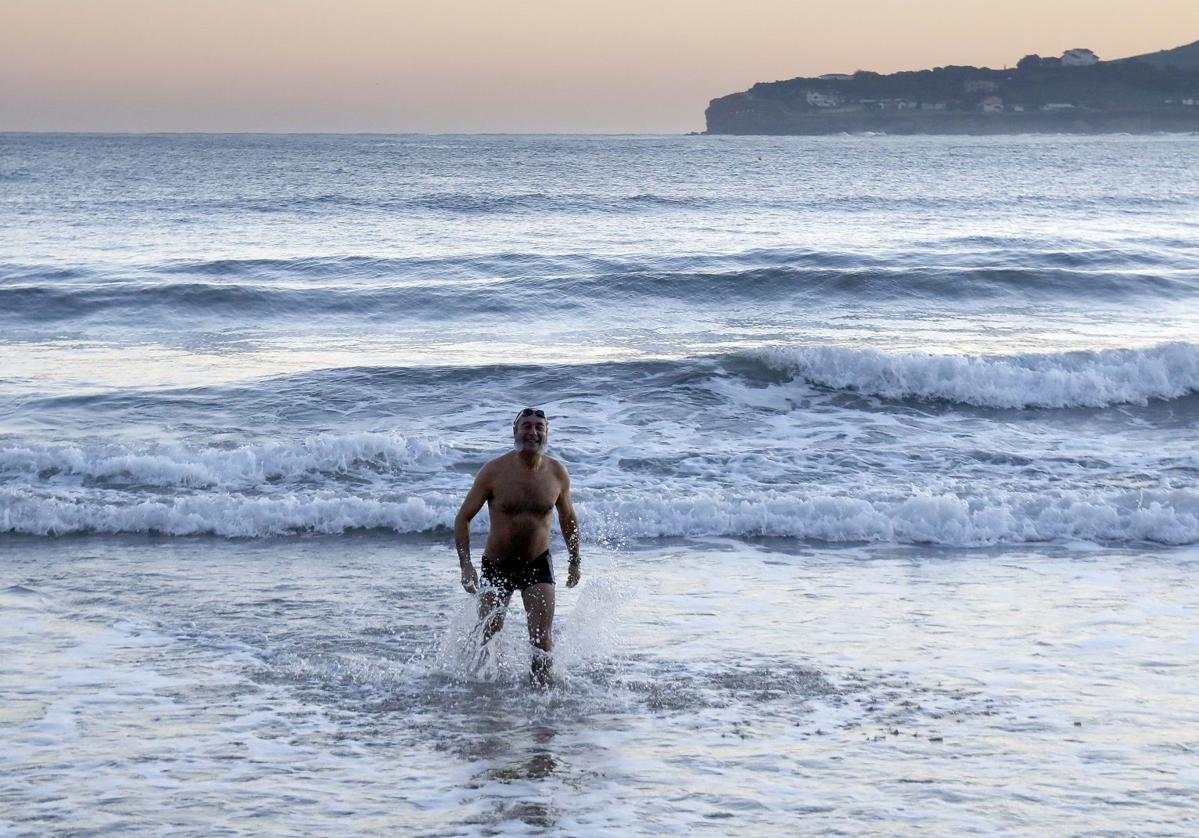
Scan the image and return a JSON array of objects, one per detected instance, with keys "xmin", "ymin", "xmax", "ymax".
[
  {"xmin": 757, "ymin": 342, "xmax": 1199, "ymax": 408},
  {"xmin": 2, "ymin": 486, "xmax": 1195, "ymax": 545},
  {"xmin": 0, "ymin": 433, "xmax": 451, "ymax": 490}
]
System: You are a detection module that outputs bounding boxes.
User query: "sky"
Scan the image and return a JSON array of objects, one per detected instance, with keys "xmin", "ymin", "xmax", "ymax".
[{"xmin": 2, "ymin": 0, "xmax": 1198, "ymax": 133}]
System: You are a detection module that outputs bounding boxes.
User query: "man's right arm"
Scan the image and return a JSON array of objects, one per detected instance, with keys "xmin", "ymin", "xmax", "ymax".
[
  {"xmin": 554, "ymin": 465, "xmax": 582, "ymax": 588},
  {"xmin": 454, "ymin": 466, "xmax": 491, "ymax": 593}
]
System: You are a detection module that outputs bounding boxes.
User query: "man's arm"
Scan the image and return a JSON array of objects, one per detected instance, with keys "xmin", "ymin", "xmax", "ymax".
[
  {"xmin": 455, "ymin": 466, "xmax": 491, "ymax": 593},
  {"xmin": 555, "ymin": 467, "xmax": 582, "ymax": 588}
]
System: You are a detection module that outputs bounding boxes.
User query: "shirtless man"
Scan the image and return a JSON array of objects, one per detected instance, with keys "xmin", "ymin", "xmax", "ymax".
[{"xmin": 454, "ymin": 407, "xmax": 581, "ymax": 686}]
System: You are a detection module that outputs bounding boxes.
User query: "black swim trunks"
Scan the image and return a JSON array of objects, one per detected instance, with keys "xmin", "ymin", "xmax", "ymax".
[{"xmin": 480, "ymin": 550, "xmax": 555, "ymax": 595}]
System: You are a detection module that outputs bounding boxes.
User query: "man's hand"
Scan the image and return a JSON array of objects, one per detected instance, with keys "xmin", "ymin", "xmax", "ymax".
[
  {"xmin": 567, "ymin": 560, "xmax": 581, "ymax": 588},
  {"xmin": 461, "ymin": 562, "xmax": 479, "ymax": 594}
]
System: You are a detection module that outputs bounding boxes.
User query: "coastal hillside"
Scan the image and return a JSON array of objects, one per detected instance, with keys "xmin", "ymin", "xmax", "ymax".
[
  {"xmin": 1122, "ymin": 39, "xmax": 1199, "ymax": 70},
  {"xmin": 705, "ymin": 40, "xmax": 1199, "ymax": 134}
]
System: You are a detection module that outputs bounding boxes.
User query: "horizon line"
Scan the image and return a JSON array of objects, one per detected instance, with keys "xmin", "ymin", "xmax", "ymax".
[{"xmin": 1, "ymin": 130, "xmax": 701, "ymax": 137}]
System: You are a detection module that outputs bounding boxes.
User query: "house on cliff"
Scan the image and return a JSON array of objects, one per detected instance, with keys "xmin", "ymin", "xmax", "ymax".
[
  {"xmin": 805, "ymin": 90, "xmax": 843, "ymax": 108},
  {"xmin": 1062, "ymin": 48, "xmax": 1099, "ymax": 66}
]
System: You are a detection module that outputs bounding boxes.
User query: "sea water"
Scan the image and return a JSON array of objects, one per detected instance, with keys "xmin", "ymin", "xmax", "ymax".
[{"xmin": 1, "ymin": 133, "xmax": 1197, "ymax": 834}]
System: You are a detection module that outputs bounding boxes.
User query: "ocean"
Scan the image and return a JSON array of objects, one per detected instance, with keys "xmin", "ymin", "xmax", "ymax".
[{"xmin": 2, "ymin": 133, "xmax": 1197, "ymax": 834}]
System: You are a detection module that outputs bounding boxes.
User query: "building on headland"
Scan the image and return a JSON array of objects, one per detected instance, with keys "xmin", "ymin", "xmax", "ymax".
[
  {"xmin": 860, "ymin": 99, "xmax": 917, "ymax": 111},
  {"xmin": 805, "ymin": 90, "xmax": 843, "ymax": 108},
  {"xmin": 818, "ymin": 73, "xmax": 853, "ymax": 81},
  {"xmin": 979, "ymin": 96, "xmax": 1004, "ymax": 113},
  {"xmin": 1061, "ymin": 48, "xmax": 1100, "ymax": 67},
  {"xmin": 965, "ymin": 80, "xmax": 997, "ymax": 93}
]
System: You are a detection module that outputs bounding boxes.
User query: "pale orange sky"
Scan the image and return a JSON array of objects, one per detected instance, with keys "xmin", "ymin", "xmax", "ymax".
[{"xmin": 2, "ymin": 0, "xmax": 1197, "ymax": 133}]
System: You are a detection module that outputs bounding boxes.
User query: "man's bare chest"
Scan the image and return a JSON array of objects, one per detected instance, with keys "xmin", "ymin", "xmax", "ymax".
[{"xmin": 490, "ymin": 474, "xmax": 559, "ymax": 518}]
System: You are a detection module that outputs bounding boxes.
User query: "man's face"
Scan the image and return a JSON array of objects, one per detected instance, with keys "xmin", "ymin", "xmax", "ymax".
[{"xmin": 513, "ymin": 415, "xmax": 548, "ymax": 453}]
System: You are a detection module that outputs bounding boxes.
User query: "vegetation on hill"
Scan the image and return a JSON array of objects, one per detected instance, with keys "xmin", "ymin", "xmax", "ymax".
[
  {"xmin": 1119, "ymin": 39, "xmax": 1199, "ymax": 71},
  {"xmin": 741, "ymin": 56, "xmax": 1199, "ymax": 112}
]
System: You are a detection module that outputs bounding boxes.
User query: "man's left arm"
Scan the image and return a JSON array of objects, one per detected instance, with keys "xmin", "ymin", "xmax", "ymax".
[{"xmin": 555, "ymin": 467, "xmax": 581, "ymax": 588}]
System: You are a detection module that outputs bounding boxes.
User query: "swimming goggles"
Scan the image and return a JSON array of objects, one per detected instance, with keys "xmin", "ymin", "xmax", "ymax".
[{"xmin": 513, "ymin": 407, "xmax": 548, "ymax": 427}]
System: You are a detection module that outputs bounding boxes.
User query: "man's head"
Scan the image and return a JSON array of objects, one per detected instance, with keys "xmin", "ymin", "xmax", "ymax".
[{"xmin": 513, "ymin": 407, "xmax": 549, "ymax": 453}]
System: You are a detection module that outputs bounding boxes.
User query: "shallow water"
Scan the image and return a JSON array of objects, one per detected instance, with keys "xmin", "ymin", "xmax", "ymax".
[{"xmin": 2, "ymin": 536, "xmax": 1197, "ymax": 834}]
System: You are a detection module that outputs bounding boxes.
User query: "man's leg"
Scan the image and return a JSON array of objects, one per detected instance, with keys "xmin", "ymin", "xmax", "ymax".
[
  {"xmin": 521, "ymin": 582, "xmax": 556, "ymax": 686},
  {"xmin": 478, "ymin": 588, "xmax": 511, "ymax": 646}
]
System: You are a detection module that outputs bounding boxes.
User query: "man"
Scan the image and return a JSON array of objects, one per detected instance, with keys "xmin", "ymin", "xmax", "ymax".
[{"xmin": 454, "ymin": 407, "xmax": 581, "ymax": 687}]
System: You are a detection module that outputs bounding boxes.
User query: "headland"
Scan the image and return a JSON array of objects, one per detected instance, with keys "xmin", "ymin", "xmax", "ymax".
[{"xmin": 705, "ymin": 40, "xmax": 1199, "ymax": 135}]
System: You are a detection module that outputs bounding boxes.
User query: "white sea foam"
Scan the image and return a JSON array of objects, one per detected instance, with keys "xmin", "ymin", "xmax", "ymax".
[
  {"xmin": 0, "ymin": 432, "xmax": 451, "ymax": 489},
  {"xmin": 0, "ymin": 488, "xmax": 455, "ymax": 538},
  {"xmin": 582, "ymin": 488, "xmax": 1199, "ymax": 545},
  {"xmin": 3, "ymin": 485, "xmax": 1195, "ymax": 545},
  {"xmin": 758, "ymin": 342, "xmax": 1199, "ymax": 408}
]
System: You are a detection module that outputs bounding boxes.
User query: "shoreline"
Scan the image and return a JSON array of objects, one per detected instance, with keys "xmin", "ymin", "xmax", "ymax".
[{"xmin": 704, "ymin": 108, "xmax": 1199, "ymax": 136}]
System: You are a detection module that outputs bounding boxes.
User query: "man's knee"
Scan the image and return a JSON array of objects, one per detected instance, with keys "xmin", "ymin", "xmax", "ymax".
[{"xmin": 522, "ymin": 584, "xmax": 555, "ymax": 651}]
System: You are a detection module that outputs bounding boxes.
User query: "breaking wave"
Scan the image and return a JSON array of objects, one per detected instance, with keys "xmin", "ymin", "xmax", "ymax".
[
  {"xmin": 758, "ymin": 342, "xmax": 1199, "ymax": 408},
  {"xmin": 2, "ymin": 485, "xmax": 1195, "ymax": 545},
  {"xmin": 0, "ymin": 433, "xmax": 452, "ymax": 490},
  {"xmin": 3, "ymin": 424, "xmax": 1196, "ymax": 544}
]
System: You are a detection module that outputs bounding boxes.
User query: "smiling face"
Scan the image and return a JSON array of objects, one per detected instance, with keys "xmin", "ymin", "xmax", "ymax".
[{"xmin": 513, "ymin": 412, "xmax": 549, "ymax": 453}]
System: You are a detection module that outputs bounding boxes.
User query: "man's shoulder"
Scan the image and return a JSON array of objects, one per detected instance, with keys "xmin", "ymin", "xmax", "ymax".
[
  {"xmin": 480, "ymin": 451, "xmax": 515, "ymax": 473},
  {"xmin": 480, "ymin": 451, "xmax": 568, "ymax": 479}
]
